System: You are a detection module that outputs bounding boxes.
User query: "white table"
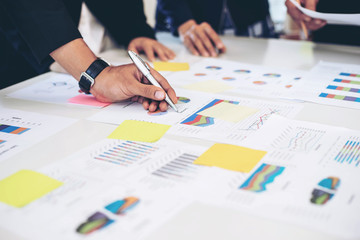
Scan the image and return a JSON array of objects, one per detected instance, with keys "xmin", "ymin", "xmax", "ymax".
[{"xmin": 1, "ymin": 33, "xmax": 360, "ymax": 240}]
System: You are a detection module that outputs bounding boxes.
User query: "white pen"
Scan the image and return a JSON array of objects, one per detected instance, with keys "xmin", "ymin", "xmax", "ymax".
[{"xmin": 128, "ymin": 50, "xmax": 179, "ymax": 112}]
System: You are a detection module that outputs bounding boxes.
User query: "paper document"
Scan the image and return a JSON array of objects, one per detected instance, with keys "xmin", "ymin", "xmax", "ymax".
[
  {"xmin": 290, "ymin": 0, "xmax": 360, "ymax": 26},
  {"xmin": 88, "ymin": 89, "xmax": 303, "ymax": 145},
  {"xmin": 288, "ymin": 61, "xmax": 360, "ymax": 109},
  {"xmin": 166, "ymin": 59, "xmax": 305, "ymax": 99},
  {"xmin": 0, "ymin": 108, "xmax": 76, "ymax": 162}
]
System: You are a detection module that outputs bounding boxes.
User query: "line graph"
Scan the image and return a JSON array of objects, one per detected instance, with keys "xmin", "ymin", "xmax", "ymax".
[
  {"xmin": 246, "ymin": 108, "xmax": 280, "ymax": 130},
  {"xmin": 271, "ymin": 126, "xmax": 325, "ymax": 152}
]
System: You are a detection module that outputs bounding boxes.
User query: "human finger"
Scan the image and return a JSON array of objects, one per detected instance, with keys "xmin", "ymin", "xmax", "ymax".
[
  {"xmin": 129, "ymin": 79, "xmax": 166, "ymax": 101},
  {"xmin": 148, "ymin": 67, "xmax": 178, "ymax": 104},
  {"xmin": 285, "ymin": 0, "xmax": 310, "ymax": 22},
  {"xmin": 164, "ymin": 47, "xmax": 176, "ymax": 60},
  {"xmin": 305, "ymin": 19, "xmax": 327, "ymax": 30},
  {"xmin": 202, "ymin": 22, "xmax": 226, "ymax": 54},
  {"xmin": 183, "ymin": 35, "xmax": 199, "ymax": 56},
  {"xmin": 127, "ymin": 42, "xmax": 139, "ymax": 54},
  {"xmin": 149, "ymin": 101, "xmax": 160, "ymax": 112},
  {"xmin": 196, "ymin": 24, "xmax": 217, "ymax": 57},
  {"xmin": 304, "ymin": 0, "xmax": 317, "ymax": 11},
  {"xmin": 159, "ymin": 101, "xmax": 168, "ymax": 112},
  {"xmin": 143, "ymin": 44, "xmax": 156, "ymax": 62},
  {"xmin": 142, "ymin": 99, "xmax": 150, "ymax": 110},
  {"xmin": 190, "ymin": 31, "xmax": 209, "ymax": 57},
  {"xmin": 153, "ymin": 44, "xmax": 168, "ymax": 61}
]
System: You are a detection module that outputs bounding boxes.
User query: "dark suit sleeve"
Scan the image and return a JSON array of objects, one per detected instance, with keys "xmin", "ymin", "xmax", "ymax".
[
  {"xmin": 156, "ymin": 0, "xmax": 193, "ymax": 36},
  {"xmin": 1, "ymin": 0, "xmax": 82, "ymax": 64},
  {"xmin": 85, "ymin": 0, "xmax": 155, "ymax": 47}
]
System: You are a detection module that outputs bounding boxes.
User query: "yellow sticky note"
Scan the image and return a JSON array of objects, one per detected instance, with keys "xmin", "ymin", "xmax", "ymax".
[
  {"xmin": 153, "ymin": 62, "xmax": 190, "ymax": 72},
  {"xmin": 0, "ymin": 170, "xmax": 63, "ymax": 208},
  {"xmin": 198, "ymin": 102, "xmax": 258, "ymax": 123},
  {"xmin": 194, "ymin": 143, "xmax": 267, "ymax": 173},
  {"xmin": 108, "ymin": 120, "xmax": 171, "ymax": 143},
  {"xmin": 183, "ymin": 80, "xmax": 233, "ymax": 93}
]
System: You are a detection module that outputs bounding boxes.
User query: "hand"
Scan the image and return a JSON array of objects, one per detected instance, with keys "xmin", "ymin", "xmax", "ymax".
[
  {"xmin": 178, "ymin": 20, "xmax": 226, "ymax": 57},
  {"xmin": 128, "ymin": 37, "xmax": 175, "ymax": 62},
  {"xmin": 285, "ymin": 0, "xmax": 326, "ymax": 31},
  {"xmin": 91, "ymin": 64, "xmax": 178, "ymax": 112}
]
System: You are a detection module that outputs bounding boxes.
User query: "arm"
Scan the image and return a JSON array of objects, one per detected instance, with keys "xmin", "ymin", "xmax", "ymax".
[
  {"xmin": 3, "ymin": 0, "xmax": 176, "ymax": 111},
  {"xmin": 50, "ymin": 38, "xmax": 177, "ymax": 112},
  {"xmin": 85, "ymin": 0, "xmax": 175, "ymax": 61}
]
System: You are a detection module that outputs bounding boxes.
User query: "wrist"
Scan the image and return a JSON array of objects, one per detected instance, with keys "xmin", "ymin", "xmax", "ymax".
[{"xmin": 79, "ymin": 58, "xmax": 110, "ymax": 94}]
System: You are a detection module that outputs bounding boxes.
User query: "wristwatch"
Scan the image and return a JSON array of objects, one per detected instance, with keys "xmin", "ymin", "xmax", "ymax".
[{"xmin": 79, "ymin": 58, "xmax": 109, "ymax": 94}]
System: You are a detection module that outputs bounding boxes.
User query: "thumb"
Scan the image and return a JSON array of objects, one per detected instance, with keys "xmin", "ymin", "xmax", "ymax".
[
  {"xmin": 305, "ymin": 0, "xmax": 317, "ymax": 11},
  {"xmin": 131, "ymin": 81, "xmax": 166, "ymax": 101}
]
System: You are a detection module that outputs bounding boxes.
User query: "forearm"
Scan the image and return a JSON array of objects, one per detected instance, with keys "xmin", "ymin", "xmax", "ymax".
[{"xmin": 50, "ymin": 38, "xmax": 97, "ymax": 81}]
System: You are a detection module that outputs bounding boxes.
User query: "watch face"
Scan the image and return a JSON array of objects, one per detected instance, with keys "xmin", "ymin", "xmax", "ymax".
[{"xmin": 79, "ymin": 72, "xmax": 94, "ymax": 94}]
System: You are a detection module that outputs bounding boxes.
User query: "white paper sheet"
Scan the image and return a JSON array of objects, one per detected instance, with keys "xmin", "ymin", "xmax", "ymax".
[
  {"xmin": 0, "ymin": 139, "xmax": 210, "ymax": 240},
  {"xmin": 88, "ymin": 89, "xmax": 303, "ymax": 145},
  {"xmin": 198, "ymin": 115, "xmax": 360, "ymax": 239},
  {"xmin": 289, "ymin": 0, "xmax": 360, "ymax": 26},
  {"xmin": 288, "ymin": 61, "xmax": 360, "ymax": 109},
  {"xmin": 7, "ymin": 72, "xmax": 80, "ymax": 104},
  {"xmin": 0, "ymin": 108, "xmax": 77, "ymax": 161},
  {"xmin": 165, "ymin": 59, "xmax": 306, "ymax": 99}
]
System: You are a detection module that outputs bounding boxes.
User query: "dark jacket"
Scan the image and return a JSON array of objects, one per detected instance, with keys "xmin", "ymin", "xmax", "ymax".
[
  {"xmin": 0, "ymin": 0, "xmax": 155, "ymax": 89},
  {"xmin": 155, "ymin": 0, "xmax": 270, "ymax": 36},
  {"xmin": 314, "ymin": 0, "xmax": 360, "ymax": 46}
]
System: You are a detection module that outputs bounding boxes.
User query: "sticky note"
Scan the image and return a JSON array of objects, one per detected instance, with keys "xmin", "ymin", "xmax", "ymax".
[
  {"xmin": 183, "ymin": 80, "xmax": 234, "ymax": 93},
  {"xmin": 107, "ymin": 120, "xmax": 171, "ymax": 143},
  {"xmin": 153, "ymin": 62, "xmax": 190, "ymax": 72},
  {"xmin": 68, "ymin": 94, "xmax": 111, "ymax": 107},
  {"xmin": 0, "ymin": 170, "xmax": 63, "ymax": 208},
  {"xmin": 198, "ymin": 102, "xmax": 258, "ymax": 123},
  {"xmin": 194, "ymin": 143, "xmax": 267, "ymax": 173}
]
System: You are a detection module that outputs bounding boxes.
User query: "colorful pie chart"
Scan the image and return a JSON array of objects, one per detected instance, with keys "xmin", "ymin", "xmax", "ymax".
[
  {"xmin": 234, "ymin": 69, "xmax": 251, "ymax": 74},
  {"xmin": 222, "ymin": 77, "xmax": 236, "ymax": 81},
  {"xmin": 206, "ymin": 66, "xmax": 222, "ymax": 70}
]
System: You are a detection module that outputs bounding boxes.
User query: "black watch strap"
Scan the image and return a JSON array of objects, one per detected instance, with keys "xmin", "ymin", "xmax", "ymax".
[{"xmin": 79, "ymin": 58, "xmax": 109, "ymax": 94}]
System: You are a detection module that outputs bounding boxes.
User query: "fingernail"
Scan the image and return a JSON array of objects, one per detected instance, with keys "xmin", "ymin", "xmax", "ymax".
[
  {"xmin": 304, "ymin": 16, "xmax": 311, "ymax": 22},
  {"xmin": 315, "ymin": 19, "xmax": 322, "ymax": 24},
  {"xmin": 155, "ymin": 91, "xmax": 165, "ymax": 100},
  {"xmin": 217, "ymin": 43, "xmax": 224, "ymax": 48},
  {"xmin": 203, "ymin": 53, "xmax": 209, "ymax": 57}
]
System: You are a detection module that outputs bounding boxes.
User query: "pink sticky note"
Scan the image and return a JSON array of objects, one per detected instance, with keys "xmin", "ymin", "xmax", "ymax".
[{"xmin": 68, "ymin": 94, "xmax": 111, "ymax": 107}]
